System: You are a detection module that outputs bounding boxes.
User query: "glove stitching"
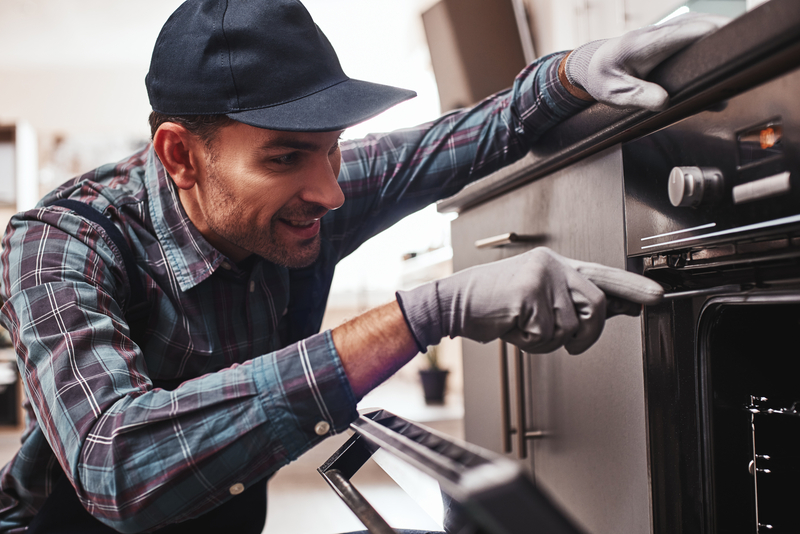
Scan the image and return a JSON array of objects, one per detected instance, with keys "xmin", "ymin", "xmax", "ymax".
[{"xmin": 558, "ymin": 52, "xmax": 594, "ymax": 102}]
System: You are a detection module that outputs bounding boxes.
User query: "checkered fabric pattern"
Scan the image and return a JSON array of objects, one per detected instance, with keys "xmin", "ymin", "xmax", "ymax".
[{"xmin": 0, "ymin": 52, "xmax": 586, "ymax": 532}]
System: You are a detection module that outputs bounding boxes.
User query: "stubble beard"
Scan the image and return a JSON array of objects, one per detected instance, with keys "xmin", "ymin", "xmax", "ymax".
[{"xmin": 203, "ymin": 161, "xmax": 322, "ymax": 269}]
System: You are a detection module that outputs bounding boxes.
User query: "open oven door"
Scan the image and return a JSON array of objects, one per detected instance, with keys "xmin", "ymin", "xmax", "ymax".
[{"xmin": 318, "ymin": 410, "xmax": 587, "ymax": 534}]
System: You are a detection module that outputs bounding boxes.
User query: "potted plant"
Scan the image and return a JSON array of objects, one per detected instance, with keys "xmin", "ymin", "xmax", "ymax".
[{"xmin": 419, "ymin": 345, "xmax": 449, "ymax": 405}]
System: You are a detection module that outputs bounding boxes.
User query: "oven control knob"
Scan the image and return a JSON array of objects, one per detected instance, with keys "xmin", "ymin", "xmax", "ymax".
[{"xmin": 668, "ymin": 166, "xmax": 724, "ymax": 208}]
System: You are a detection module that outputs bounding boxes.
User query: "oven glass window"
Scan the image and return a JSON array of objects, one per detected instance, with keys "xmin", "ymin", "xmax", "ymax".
[{"xmin": 704, "ymin": 303, "xmax": 799, "ymax": 534}]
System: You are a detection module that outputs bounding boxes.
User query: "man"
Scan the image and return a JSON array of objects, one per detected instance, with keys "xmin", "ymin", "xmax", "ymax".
[{"xmin": 0, "ymin": 1, "xmax": 725, "ymax": 532}]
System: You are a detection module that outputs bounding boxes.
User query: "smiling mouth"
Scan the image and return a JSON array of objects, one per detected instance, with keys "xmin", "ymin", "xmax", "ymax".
[
  {"xmin": 281, "ymin": 218, "xmax": 320, "ymax": 228},
  {"xmin": 277, "ymin": 217, "xmax": 323, "ymax": 240}
]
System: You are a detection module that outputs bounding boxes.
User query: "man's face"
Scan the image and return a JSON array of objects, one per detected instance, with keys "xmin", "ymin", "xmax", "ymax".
[{"xmin": 189, "ymin": 122, "xmax": 345, "ymax": 268}]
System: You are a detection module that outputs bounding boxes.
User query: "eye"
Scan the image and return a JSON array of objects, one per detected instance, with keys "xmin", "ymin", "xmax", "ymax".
[
  {"xmin": 329, "ymin": 135, "xmax": 342, "ymax": 156},
  {"xmin": 272, "ymin": 153, "xmax": 299, "ymax": 165}
]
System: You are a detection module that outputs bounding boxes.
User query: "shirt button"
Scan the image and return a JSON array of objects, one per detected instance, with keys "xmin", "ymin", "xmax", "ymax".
[
  {"xmin": 314, "ymin": 421, "xmax": 331, "ymax": 435},
  {"xmin": 229, "ymin": 483, "xmax": 245, "ymax": 495},
  {"xmin": 221, "ymin": 261, "xmax": 232, "ymax": 270}
]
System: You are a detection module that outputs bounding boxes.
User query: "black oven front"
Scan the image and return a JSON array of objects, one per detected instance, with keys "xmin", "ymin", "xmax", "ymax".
[{"xmin": 623, "ymin": 64, "xmax": 800, "ymax": 534}]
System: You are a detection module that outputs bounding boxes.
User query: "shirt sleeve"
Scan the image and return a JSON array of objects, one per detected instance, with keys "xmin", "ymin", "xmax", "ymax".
[
  {"xmin": 0, "ymin": 208, "xmax": 358, "ymax": 532},
  {"xmin": 329, "ymin": 51, "xmax": 590, "ymax": 258}
]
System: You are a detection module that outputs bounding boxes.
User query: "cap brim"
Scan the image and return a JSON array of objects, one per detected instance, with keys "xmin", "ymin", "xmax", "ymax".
[{"xmin": 226, "ymin": 79, "xmax": 416, "ymax": 132}]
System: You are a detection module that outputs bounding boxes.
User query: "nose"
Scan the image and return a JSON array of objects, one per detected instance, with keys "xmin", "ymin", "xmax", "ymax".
[{"xmin": 300, "ymin": 155, "xmax": 345, "ymax": 211}]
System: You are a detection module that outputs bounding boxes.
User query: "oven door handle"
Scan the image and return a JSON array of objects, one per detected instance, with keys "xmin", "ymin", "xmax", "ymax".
[
  {"xmin": 322, "ymin": 469, "xmax": 396, "ymax": 534},
  {"xmin": 661, "ymin": 284, "xmax": 744, "ymax": 301}
]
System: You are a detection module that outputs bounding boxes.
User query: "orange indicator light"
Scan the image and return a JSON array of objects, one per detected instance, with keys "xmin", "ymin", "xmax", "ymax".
[{"xmin": 760, "ymin": 127, "xmax": 777, "ymax": 149}]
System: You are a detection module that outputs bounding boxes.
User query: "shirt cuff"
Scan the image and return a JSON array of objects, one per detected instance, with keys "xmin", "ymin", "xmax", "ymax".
[
  {"xmin": 537, "ymin": 51, "xmax": 595, "ymax": 119},
  {"xmin": 253, "ymin": 331, "xmax": 358, "ymax": 460}
]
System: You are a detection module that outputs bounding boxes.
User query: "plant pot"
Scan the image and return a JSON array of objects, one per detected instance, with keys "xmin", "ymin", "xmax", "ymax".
[{"xmin": 419, "ymin": 369, "xmax": 449, "ymax": 405}]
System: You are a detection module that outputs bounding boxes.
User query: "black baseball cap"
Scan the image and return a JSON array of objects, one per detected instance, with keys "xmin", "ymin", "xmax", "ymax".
[{"xmin": 145, "ymin": 0, "xmax": 417, "ymax": 132}]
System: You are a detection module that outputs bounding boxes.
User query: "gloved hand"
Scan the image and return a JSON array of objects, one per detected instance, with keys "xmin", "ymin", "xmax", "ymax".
[
  {"xmin": 564, "ymin": 13, "xmax": 730, "ymax": 111},
  {"xmin": 396, "ymin": 247, "xmax": 663, "ymax": 355}
]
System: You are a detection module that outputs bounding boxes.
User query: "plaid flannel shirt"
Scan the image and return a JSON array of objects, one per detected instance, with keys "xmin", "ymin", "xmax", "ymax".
[{"xmin": 0, "ymin": 52, "xmax": 588, "ymax": 532}]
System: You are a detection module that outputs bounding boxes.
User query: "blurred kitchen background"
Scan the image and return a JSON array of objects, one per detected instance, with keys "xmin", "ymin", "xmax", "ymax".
[{"xmin": 0, "ymin": 0, "xmax": 756, "ymax": 532}]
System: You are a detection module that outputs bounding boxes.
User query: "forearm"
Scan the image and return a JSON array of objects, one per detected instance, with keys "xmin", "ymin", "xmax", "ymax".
[{"xmin": 332, "ymin": 300, "xmax": 419, "ymax": 399}]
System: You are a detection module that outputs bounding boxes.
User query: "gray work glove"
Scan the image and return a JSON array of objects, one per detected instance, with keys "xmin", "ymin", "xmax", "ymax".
[
  {"xmin": 565, "ymin": 12, "xmax": 729, "ymax": 111},
  {"xmin": 396, "ymin": 247, "xmax": 663, "ymax": 355}
]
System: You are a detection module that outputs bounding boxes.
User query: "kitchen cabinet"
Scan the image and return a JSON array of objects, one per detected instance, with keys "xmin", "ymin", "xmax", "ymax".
[{"xmin": 450, "ymin": 147, "xmax": 651, "ymax": 534}]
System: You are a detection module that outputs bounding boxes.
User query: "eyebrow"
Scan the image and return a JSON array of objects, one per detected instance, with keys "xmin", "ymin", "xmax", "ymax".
[
  {"xmin": 260, "ymin": 139, "xmax": 320, "ymax": 151},
  {"xmin": 259, "ymin": 133, "xmax": 343, "ymax": 153}
]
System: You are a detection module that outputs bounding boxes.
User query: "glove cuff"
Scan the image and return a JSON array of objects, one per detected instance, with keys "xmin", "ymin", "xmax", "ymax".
[
  {"xmin": 396, "ymin": 284, "xmax": 445, "ymax": 353},
  {"xmin": 565, "ymin": 39, "xmax": 605, "ymax": 90},
  {"xmin": 558, "ymin": 51, "xmax": 594, "ymax": 102}
]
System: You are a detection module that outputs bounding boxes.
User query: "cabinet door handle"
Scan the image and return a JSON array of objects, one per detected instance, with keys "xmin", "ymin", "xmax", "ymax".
[
  {"xmin": 474, "ymin": 232, "xmax": 546, "ymax": 249},
  {"xmin": 514, "ymin": 345, "xmax": 528, "ymax": 459},
  {"xmin": 499, "ymin": 341, "xmax": 512, "ymax": 453},
  {"xmin": 514, "ymin": 347, "xmax": 547, "ymax": 460},
  {"xmin": 499, "ymin": 341, "xmax": 546, "ymax": 460}
]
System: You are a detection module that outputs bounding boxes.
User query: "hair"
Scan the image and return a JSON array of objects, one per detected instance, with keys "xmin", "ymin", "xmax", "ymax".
[{"xmin": 148, "ymin": 111, "xmax": 236, "ymax": 146}]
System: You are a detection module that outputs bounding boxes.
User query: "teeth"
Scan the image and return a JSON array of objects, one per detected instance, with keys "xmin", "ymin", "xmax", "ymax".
[{"xmin": 286, "ymin": 219, "xmax": 318, "ymax": 227}]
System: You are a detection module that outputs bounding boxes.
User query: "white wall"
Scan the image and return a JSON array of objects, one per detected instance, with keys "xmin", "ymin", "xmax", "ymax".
[
  {"xmin": 0, "ymin": 0, "xmax": 445, "ymax": 185},
  {"xmin": 0, "ymin": 121, "xmax": 39, "ymax": 234},
  {"xmin": 523, "ymin": 0, "xmax": 688, "ymax": 56},
  {"xmin": 0, "ymin": 0, "xmax": 442, "ymax": 141},
  {"xmin": 0, "ymin": 0, "xmax": 184, "ymax": 138}
]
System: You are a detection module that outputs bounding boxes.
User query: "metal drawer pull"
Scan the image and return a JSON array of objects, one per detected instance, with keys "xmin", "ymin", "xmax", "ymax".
[
  {"xmin": 475, "ymin": 232, "xmax": 545, "ymax": 249},
  {"xmin": 499, "ymin": 341, "xmax": 546, "ymax": 460}
]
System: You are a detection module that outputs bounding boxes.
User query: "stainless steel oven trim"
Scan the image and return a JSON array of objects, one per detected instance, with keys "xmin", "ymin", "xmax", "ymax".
[
  {"xmin": 662, "ymin": 284, "xmax": 745, "ymax": 301},
  {"xmin": 640, "ymin": 213, "xmax": 800, "ymax": 251}
]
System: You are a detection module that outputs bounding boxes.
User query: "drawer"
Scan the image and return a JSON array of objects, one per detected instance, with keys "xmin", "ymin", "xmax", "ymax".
[{"xmin": 451, "ymin": 146, "xmax": 628, "ymax": 272}]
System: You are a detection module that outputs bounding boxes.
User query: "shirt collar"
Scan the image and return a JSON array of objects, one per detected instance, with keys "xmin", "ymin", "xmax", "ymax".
[{"xmin": 144, "ymin": 146, "xmax": 227, "ymax": 291}]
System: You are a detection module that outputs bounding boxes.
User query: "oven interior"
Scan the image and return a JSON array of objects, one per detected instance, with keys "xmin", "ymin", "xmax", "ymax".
[{"xmin": 701, "ymin": 301, "xmax": 800, "ymax": 534}]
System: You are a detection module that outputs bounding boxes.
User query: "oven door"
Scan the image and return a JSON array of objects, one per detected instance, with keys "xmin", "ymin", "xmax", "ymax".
[
  {"xmin": 318, "ymin": 410, "xmax": 588, "ymax": 534},
  {"xmin": 642, "ymin": 285, "xmax": 800, "ymax": 534}
]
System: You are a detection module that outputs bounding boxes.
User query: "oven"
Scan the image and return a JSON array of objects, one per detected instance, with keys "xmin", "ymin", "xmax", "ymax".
[
  {"xmin": 432, "ymin": 3, "xmax": 800, "ymax": 533},
  {"xmin": 623, "ymin": 63, "xmax": 800, "ymax": 534}
]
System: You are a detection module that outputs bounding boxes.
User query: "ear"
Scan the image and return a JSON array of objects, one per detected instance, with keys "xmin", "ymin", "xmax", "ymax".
[{"xmin": 152, "ymin": 122, "xmax": 207, "ymax": 190}]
